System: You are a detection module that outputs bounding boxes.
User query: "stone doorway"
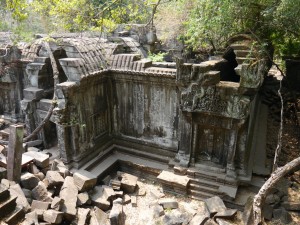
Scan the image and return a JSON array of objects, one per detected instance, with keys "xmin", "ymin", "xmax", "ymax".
[
  {"xmin": 42, "ymin": 120, "xmax": 58, "ymax": 148},
  {"xmin": 194, "ymin": 126, "xmax": 228, "ymax": 168}
]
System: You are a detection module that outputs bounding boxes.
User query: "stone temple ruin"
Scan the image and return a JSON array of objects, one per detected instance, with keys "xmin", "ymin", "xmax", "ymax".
[{"xmin": 0, "ymin": 30, "xmax": 290, "ymax": 223}]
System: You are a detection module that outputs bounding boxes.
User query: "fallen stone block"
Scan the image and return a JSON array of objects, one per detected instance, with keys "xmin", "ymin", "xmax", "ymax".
[
  {"xmin": 76, "ymin": 207, "xmax": 90, "ymax": 225},
  {"xmin": 23, "ymin": 211, "xmax": 39, "ymax": 225},
  {"xmin": 215, "ymin": 218, "xmax": 235, "ymax": 225},
  {"xmin": 205, "ymin": 196, "xmax": 227, "ymax": 216},
  {"xmin": 31, "ymin": 200, "xmax": 50, "ymax": 211},
  {"xmin": 46, "ymin": 171, "xmax": 64, "ymax": 188},
  {"xmin": 151, "ymin": 204, "xmax": 164, "ymax": 218},
  {"xmin": 73, "ymin": 170, "xmax": 97, "ymax": 192},
  {"xmin": 35, "ymin": 172, "xmax": 45, "ymax": 181},
  {"xmin": 110, "ymin": 179, "xmax": 121, "ymax": 191},
  {"xmin": 32, "ymin": 181, "xmax": 53, "ymax": 202},
  {"xmin": 21, "ymin": 172, "xmax": 40, "ymax": 190},
  {"xmin": 9, "ymin": 183, "xmax": 31, "ymax": 212},
  {"xmin": 242, "ymin": 196, "xmax": 254, "ymax": 225},
  {"xmin": 118, "ymin": 172, "xmax": 138, "ymax": 193},
  {"xmin": 24, "ymin": 151, "xmax": 49, "ymax": 168},
  {"xmin": 162, "ymin": 209, "xmax": 190, "ymax": 225},
  {"xmin": 51, "ymin": 197, "xmax": 64, "ymax": 211},
  {"xmin": 77, "ymin": 192, "xmax": 91, "ymax": 206},
  {"xmin": 214, "ymin": 209, "xmax": 237, "ymax": 220},
  {"xmin": 90, "ymin": 207, "xmax": 108, "ymax": 225},
  {"xmin": 43, "ymin": 209, "xmax": 63, "ymax": 224},
  {"xmin": 90, "ymin": 185, "xmax": 115, "ymax": 211},
  {"xmin": 150, "ymin": 188, "xmax": 165, "ymax": 199},
  {"xmin": 115, "ymin": 190, "xmax": 123, "ymax": 198},
  {"xmin": 158, "ymin": 198, "xmax": 178, "ymax": 209},
  {"xmin": 22, "ymin": 188, "xmax": 32, "ymax": 199},
  {"xmin": 59, "ymin": 176, "xmax": 78, "ymax": 220},
  {"xmin": 157, "ymin": 170, "xmax": 190, "ymax": 189},
  {"xmin": 123, "ymin": 194, "xmax": 131, "ymax": 205},
  {"xmin": 281, "ymin": 201, "xmax": 300, "ymax": 211},
  {"xmin": 109, "ymin": 198, "xmax": 125, "ymax": 225},
  {"xmin": 131, "ymin": 196, "xmax": 137, "ymax": 207},
  {"xmin": 189, "ymin": 213, "xmax": 209, "ymax": 225}
]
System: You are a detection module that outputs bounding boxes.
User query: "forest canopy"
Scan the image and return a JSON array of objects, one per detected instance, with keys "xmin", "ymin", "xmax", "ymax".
[{"xmin": 1, "ymin": 0, "xmax": 300, "ymax": 57}]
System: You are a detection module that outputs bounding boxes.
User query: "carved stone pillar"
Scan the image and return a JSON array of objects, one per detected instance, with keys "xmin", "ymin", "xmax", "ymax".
[
  {"xmin": 226, "ymin": 129, "xmax": 238, "ymax": 178},
  {"xmin": 176, "ymin": 111, "xmax": 192, "ymax": 167}
]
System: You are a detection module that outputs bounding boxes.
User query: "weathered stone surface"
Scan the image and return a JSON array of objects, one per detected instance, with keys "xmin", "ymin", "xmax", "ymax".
[
  {"xmin": 21, "ymin": 172, "xmax": 40, "ymax": 190},
  {"xmin": 265, "ymin": 193, "xmax": 281, "ymax": 205},
  {"xmin": 46, "ymin": 171, "xmax": 64, "ymax": 188},
  {"xmin": 136, "ymin": 182, "xmax": 146, "ymax": 196},
  {"xmin": 157, "ymin": 171, "xmax": 190, "ymax": 192},
  {"xmin": 162, "ymin": 209, "xmax": 190, "ymax": 225},
  {"xmin": 31, "ymin": 200, "xmax": 50, "ymax": 210},
  {"xmin": 110, "ymin": 179, "xmax": 121, "ymax": 191},
  {"xmin": 9, "ymin": 183, "xmax": 31, "ymax": 212},
  {"xmin": 22, "ymin": 188, "xmax": 32, "ymax": 199},
  {"xmin": 90, "ymin": 207, "xmax": 108, "ymax": 225},
  {"xmin": 215, "ymin": 218, "xmax": 236, "ymax": 225},
  {"xmin": 51, "ymin": 197, "xmax": 64, "ymax": 211},
  {"xmin": 24, "ymin": 151, "xmax": 49, "ymax": 168},
  {"xmin": 242, "ymin": 196, "xmax": 254, "ymax": 225},
  {"xmin": 35, "ymin": 172, "xmax": 45, "ymax": 181},
  {"xmin": 151, "ymin": 204, "xmax": 164, "ymax": 218},
  {"xmin": 109, "ymin": 198, "xmax": 125, "ymax": 225},
  {"xmin": 189, "ymin": 213, "xmax": 209, "ymax": 225},
  {"xmin": 118, "ymin": 172, "xmax": 138, "ymax": 193},
  {"xmin": 158, "ymin": 198, "xmax": 178, "ymax": 209},
  {"xmin": 43, "ymin": 209, "xmax": 63, "ymax": 224},
  {"xmin": 131, "ymin": 196, "xmax": 137, "ymax": 207},
  {"xmin": 204, "ymin": 196, "xmax": 227, "ymax": 216},
  {"xmin": 273, "ymin": 207, "xmax": 292, "ymax": 224},
  {"xmin": 76, "ymin": 207, "xmax": 90, "ymax": 225},
  {"xmin": 90, "ymin": 185, "xmax": 115, "ymax": 211},
  {"xmin": 77, "ymin": 192, "xmax": 90, "ymax": 206},
  {"xmin": 23, "ymin": 211, "xmax": 39, "ymax": 225},
  {"xmin": 262, "ymin": 204, "xmax": 273, "ymax": 221},
  {"xmin": 281, "ymin": 201, "xmax": 300, "ymax": 211},
  {"xmin": 32, "ymin": 181, "xmax": 53, "ymax": 202},
  {"xmin": 73, "ymin": 170, "xmax": 97, "ymax": 192},
  {"xmin": 150, "ymin": 188, "xmax": 165, "ymax": 199},
  {"xmin": 123, "ymin": 194, "xmax": 131, "ymax": 205},
  {"xmin": 59, "ymin": 176, "xmax": 78, "ymax": 219},
  {"xmin": 214, "ymin": 209, "xmax": 237, "ymax": 220}
]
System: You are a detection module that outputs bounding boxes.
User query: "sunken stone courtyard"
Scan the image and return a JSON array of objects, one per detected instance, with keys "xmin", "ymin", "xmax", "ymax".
[{"xmin": 0, "ymin": 28, "xmax": 299, "ymax": 225}]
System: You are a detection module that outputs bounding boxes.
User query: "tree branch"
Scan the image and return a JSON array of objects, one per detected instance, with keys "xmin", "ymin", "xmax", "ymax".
[{"xmin": 253, "ymin": 157, "xmax": 300, "ymax": 224}]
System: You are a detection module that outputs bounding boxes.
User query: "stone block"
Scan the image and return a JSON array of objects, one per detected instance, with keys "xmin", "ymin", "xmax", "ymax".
[
  {"xmin": 24, "ymin": 151, "xmax": 49, "ymax": 168},
  {"xmin": 73, "ymin": 170, "xmax": 97, "ymax": 192},
  {"xmin": 150, "ymin": 188, "xmax": 165, "ymax": 199},
  {"xmin": 157, "ymin": 171, "xmax": 190, "ymax": 190},
  {"xmin": 59, "ymin": 176, "xmax": 78, "ymax": 220},
  {"xmin": 118, "ymin": 172, "xmax": 138, "ymax": 193},
  {"xmin": 43, "ymin": 209, "xmax": 63, "ymax": 224},
  {"xmin": 51, "ymin": 197, "xmax": 64, "ymax": 211},
  {"xmin": 77, "ymin": 192, "xmax": 90, "ymax": 206},
  {"xmin": 158, "ymin": 198, "xmax": 178, "ymax": 209},
  {"xmin": 21, "ymin": 172, "xmax": 40, "ymax": 190},
  {"xmin": 32, "ymin": 181, "xmax": 53, "ymax": 202},
  {"xmin": 123, "ymin": 194, "xmax": 131, "ymax": 205},
  {"xmin": 189, "ymin": 213, "xmax": 209, "ymax": 225},
  {"xmin": 131, "ymin": 196, "xmax": 137, "ymax": 207},
  {"xmin": 214, "ymin": 209, "xmax": 237, "ymax": 220},
  {"xmin": 109, "ymin": 199, "xmax": 125, "ymax": 225},
  {"xmin": 90, "ymin": 207, "xmax": 108, "ymax": 225},
  {"xmin": 76, "ymin": 207, "xmax": 90, "ymax": 225},
  {"xmin": 31, "ymin": 200, "xmax": 50, "ymax": 210},
  {"xmin": 90, "ymin": 185, "xmax": 115, "ymax": 211},
  {"xmin": 46, "ymin": 171, "xmax": 64, "ymax": 188},
  {"xmin": 9, "ymin": 183, "xmax": 31, "ymax": 212},
  {"xmin": 23, "ymin": 87, "xmax": 44, "ymax": 100},
  {"xmin": 151, "ymin": 204, "xmax": 164, "ymax": 218},
  {"xmin": 204, "ymin": 196, "xmax": 227, "ymax": 216}
]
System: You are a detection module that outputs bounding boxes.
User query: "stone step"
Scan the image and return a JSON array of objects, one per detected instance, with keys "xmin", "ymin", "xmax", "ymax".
[
  {"xmin": 4, "ymin": 206, "xmax": 25, "ymax": 225},
  {"xmin": 236, "ymin": 57, "xmax": 256, "ymax": 64},
  {"xmin": 187, "ymin": 189, "xmax": 216, "ymax": 200},
  {"xmin": 188, "ymin": 183, "xmax": 220, "ymax": 195},
  {"xmin": 230, "ymin": 44, "xmax": 250, "ymax": 50},
  {"xmin": 33, "ymin": 57, "xmax": 50, "ymax": 64},
  {"xmin": 0, "ymin": 196, "xmax": 17, "ymax": 219},
  {"xmin": 0, "ymin": 184, "xmax": 10, "ymax": 203},
  {"xmin": 189, "ymin": 179, "xmax": 219, "ymax": 189}
]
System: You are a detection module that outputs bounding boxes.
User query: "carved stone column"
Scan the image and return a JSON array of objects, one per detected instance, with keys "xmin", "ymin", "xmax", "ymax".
[
  {"xmin": 226, "ymin": 129, "xmax": 238, "ymax": 178},
  {"xmin": 176, "ymin": 111, "xmax": 192, "ymax": 167}
]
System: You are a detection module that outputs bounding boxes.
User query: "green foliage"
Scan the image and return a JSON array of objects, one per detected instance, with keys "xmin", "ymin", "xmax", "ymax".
[
  {"xmin": 182, "ymin": 0, "xmax": 300, "ymax": 57},
  {"xmin": 148, "ymin": 51, "xmax": 167, "ymax": 62}
]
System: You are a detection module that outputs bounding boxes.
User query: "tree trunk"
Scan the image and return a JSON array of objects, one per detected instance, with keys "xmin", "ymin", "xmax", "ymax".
[{"xmin": 253, "ymin": 156, "xmax": 300, "ymax": 224}]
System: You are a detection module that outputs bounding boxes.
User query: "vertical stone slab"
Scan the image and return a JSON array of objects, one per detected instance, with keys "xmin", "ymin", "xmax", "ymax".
[
  {"xmin": 7, "ymin": 125, "xmax": 24, "ymax": 182},
  {"xmin": 177, "ymin": 112, "xmax": 192, "ymax": 167}
]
